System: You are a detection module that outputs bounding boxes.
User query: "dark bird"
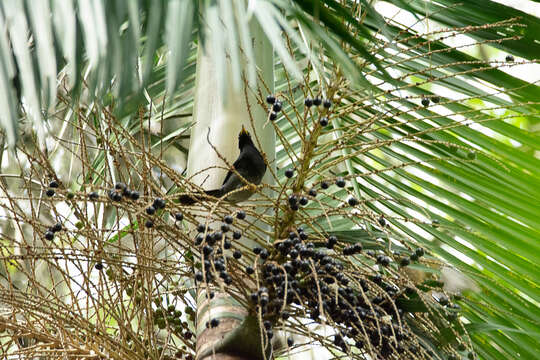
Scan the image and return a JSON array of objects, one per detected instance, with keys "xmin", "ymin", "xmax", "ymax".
[{"xmin": 179, "ymin": 126, "xmax": 266, "ymax": 205}]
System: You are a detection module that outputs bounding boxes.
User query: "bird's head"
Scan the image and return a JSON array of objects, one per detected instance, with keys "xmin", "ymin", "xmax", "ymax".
[{"xmin": 238, "ymin": 125, "xmax": 254, "ymax": 149}]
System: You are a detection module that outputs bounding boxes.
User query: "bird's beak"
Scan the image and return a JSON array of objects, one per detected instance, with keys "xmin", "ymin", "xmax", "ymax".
[{"xmin": 240, "ymin": 125, "xmax": 249, "ymax": 136}]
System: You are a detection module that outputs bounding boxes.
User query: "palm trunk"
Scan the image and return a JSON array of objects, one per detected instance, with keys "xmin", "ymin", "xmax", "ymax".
[{"xmin": 186, "ymin": 12, "xmax": 274, "ymax": 360}]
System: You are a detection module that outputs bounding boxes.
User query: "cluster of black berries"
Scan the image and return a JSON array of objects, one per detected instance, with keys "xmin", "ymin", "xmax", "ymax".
[
  {"xmin": 287, "ymin": 193, "xmax": 309, "ymax": 211},
  {"xmin": 305, "ymin": 96, "xmax": 332, "ymax": 127},
  {"xmin": 342, "ymin": 243, "xmax": 362, "ymax": 255},
  {"xmin": 43, "ymin": 222, "xmax": 62, "ymax": 241},
  {"xmin": 193, "ymin": 212, "xmax": 247, "ymax": 287},
  {"xmin": 144, "ymin": 197, "xmax": 167, "ymax": 228},
  {"xmin": 266, "ymin": 94, "xmax": 283, "ymax": 121},
  {"xmin": 45, "ymin": 180, "xmax": 59, "ymax": 197},
  {"xmin": 285, "ymin": 176, "xmax": 350, "ymax": 212},
  {"xmin": 376, "ymin": 254, "xmax": 392, "ymax": 267},
  {"xmin": 421, "ymin": 95, "xmax": 440, "ymax": 107},
  {"xmin": 207, "ymin": 318, "xmax": 220, "ymax": 328},
  {"xmin": 266, "ymin": 93, "xmax": 334, "ymax": 127},
  {"xmin": 107, "ymin": 182, "xmax": 141, "ymax": 202},
  {"xmin": 237, "ymin": 224, "xmax": 449, "ymax": 358},
  {"xmin": 317, "ymin": 177, "xmax": 347, "ymax": 191},
  {"xmin": 409, "ymin": 247, "xmax": 425, "ymax": 261},
  {"xmin": 304, "ymin": 96, "xmax": 332, "ymax": 110}
]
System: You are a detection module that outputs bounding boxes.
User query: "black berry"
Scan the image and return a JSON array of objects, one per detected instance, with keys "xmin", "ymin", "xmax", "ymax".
[
  {"xmin": 313, "ymin": 97, "xmax": 322, "ymax": 106},
  {"xmin": 304, "ymin": 98, "xmax": 313, "ymax": 107},
  {"xmin": 233, "ymin": 250, "xmax": 242, "ymax": 259},
  {"xmin": 348, "ymin": 197, "xmax": 358, "ymax": 206},
  {"xmin": 400, "ymin": 257, "xmax": 410, "ymax": 266},
  {"xmin": 115, "ymin": 182, "xmax": 126, "ymax": 191},
  {"xmin": 288, "ymin": 195, "xmax": 298, "ymax": 206},
  {"xmin": 272, "ymin": 101, "xmax": 282, "ymax": 112},
  {"xmin": 146, "ymin": 206, "xmax": 156, "ymax": 215},
  {"xmin": 145, "ymin": 220, "xmax": 154, "ymax": 228},
  {"xmin": 281, "ymin": 311, "xmax": 290, "ymax": 320},
  {"xmin": 49, "ymin": 180, "xmax": 59, "ymax": 188},
  {"xmin": 335, "ymin": 177, "xmax": 346, "ymax": 187},
  {"xmin": 46, "ymin": 189, "xmax": 55, "ymax": 197},
  {"xmin": 308, "ymin": 188, "xmax": 317, "ymax": 197},
  {"xmin": 44, "ymin": 231, "xmax": 54, "ymax": 241},
  {"xmin": 95, "ymin": 262, "xmax": 104, "ymax": 270},
  {"xmin": 175, "ymin": 212, "xmax": 184, "ymax": 221},
  {"xmin": 203, "ymin": 245, "xmax": 213, "ymax": 256},
  {"xmin": 421, "ymin": 98, "xmax": 430, "ymax": 107},
  {"xmin": 328, "ymin": 235, "xmax": 337, "ymax": 246},
  {"xmin": 269, "ymin": 112, "xmax": 277, "ymax": 121},
  {"xmin": 89, "ymin": 191, "xmax": 99, "ymax": 200},
  {"xmin": 319, "ymin": 117, "xmax": 328, "ymax": 127},
  {"xmin": 505, "ymin": 54, "xmax": 514, "ymax": 62},
  {"xmin": 438, "ymin": 295, "xmax": 449, "ymax": 306},
  {"xmin": 51, "ymin": 223, "xmax": 62, "ymax": 232},
  {"xmin": 153, "ymin": 197, "xmax": 166, "ymax": 209},
  {"xmin": 323, "ymin": 99, "xmax": 332, "ymax": 108},
  {"xmin": 285, "ymin": 168, "xmax": 294, "ymax": 178},
  {"xmin": 321, "ymin": 181, "xmax": 329, "ymax": 189},
  {"xmin": 130, "ymin": 191, "xmax": 140, "ymax": 200},
  {"xmin": 236, "ymin": 211, "xmax": 246, "ymax": 220},
  {"xmin": 266, "ymin": 95, "xmax": 276, "ymax": 104}
]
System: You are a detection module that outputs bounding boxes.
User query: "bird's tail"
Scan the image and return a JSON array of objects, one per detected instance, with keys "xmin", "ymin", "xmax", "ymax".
[{"xmin": 178, "ymin": 189, "xmax": 223, "ymax": 205}]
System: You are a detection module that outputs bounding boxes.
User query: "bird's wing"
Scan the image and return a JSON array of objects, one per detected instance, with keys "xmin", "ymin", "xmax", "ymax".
[
  {"xmin": 221, "ymin": 155, "xmax": 250, "ymax": 186},
  {"xmin": 221, "ymin": 170, "xmax": 233, "ymax": 186}
]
